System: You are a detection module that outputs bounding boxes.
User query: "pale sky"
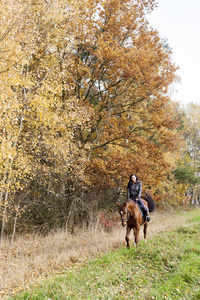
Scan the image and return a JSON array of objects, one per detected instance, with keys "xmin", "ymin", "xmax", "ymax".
[{"xmin": 147, "ymin": 0, "xmax": 200, "ymax": 107}]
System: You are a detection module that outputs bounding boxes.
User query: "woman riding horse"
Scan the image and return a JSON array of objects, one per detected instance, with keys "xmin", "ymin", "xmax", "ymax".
[
  {"xmin": 127, "ymin": 174, "xmax": 151, "ymax": 223},
  {"xmin": 117, "ymin": 177, "xmax": 155, "ymax": 248}
]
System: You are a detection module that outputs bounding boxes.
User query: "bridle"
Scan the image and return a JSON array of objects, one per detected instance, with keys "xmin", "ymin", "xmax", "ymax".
[
  {"xmin": 121, "ymin": 207, "xmax": 131, "ymax": 224},
  {"xmin": 121, "ymin": 202, "xmax": 137, "ymax": 226}
]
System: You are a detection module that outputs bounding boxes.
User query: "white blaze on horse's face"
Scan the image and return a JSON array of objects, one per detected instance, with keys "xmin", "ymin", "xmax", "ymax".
[{"xmin": 120, "ymin": 209, "xmax": 128, "ymax": 227}]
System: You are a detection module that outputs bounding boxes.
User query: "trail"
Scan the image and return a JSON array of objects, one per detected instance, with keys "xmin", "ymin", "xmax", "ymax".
[{"xmin": 0, "ymin": 209, "xmax": 196, "ymax": 298}]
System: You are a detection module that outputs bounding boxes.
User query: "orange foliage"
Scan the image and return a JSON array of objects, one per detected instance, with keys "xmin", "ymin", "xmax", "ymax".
[
  {"xmin": 65, "ymin": 0, "xmax": 181, "ymax": 192},
  {"xmin": 0, "ymin": 0, "xmax": 183, "ymax": 235}
]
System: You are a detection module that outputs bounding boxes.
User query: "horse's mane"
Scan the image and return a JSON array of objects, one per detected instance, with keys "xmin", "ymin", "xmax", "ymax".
[
  {"xmin": 142, "ymin": 191, "xmax": 155, "ymax": 212},
  {"xmin": 121, "ymin": 201, "xmax": 127, "ymax": 208},
  {"xmin": 121, "ymin": 200, "xmax": 135, "ymax": 208}
]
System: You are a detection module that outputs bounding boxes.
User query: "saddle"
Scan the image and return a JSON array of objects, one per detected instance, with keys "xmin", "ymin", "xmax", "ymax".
[{"xmin": 129, "ymin": 198, "xmax": 144, "ymax": 217}]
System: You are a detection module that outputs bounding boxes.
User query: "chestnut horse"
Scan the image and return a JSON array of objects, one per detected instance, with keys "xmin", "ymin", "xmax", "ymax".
[{"xmin": 116, "ymin": 191, "xmax": 155, "ymax": 249}]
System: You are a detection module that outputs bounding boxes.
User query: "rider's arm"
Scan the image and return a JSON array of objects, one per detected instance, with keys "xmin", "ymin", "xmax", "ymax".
[
  {"xmin": 138, "ymin": 182, "xmax": 142, "ymax": 198},
  {"xmin": 127, "ymin": 183, "xmax": 130, "ymax": 199}
]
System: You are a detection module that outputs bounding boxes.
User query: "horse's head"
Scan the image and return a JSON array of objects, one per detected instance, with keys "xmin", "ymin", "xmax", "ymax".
[{"xmin": 116, "ymin": 202, "xmax": 131, "ymax": 227}]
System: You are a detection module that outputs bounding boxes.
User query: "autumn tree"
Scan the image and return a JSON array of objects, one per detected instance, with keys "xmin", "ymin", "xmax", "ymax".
[
  {"xmin": 0, "ymin": 0, "xmax": 182, "ymax": 236},
  {"xmin": 0, "ymin": 0, "xmax": 92, "ymax": 239},
  {"xmin": 62, "ymin": 0, "xmax": 180, "ymax": 192},
  {"xmin": 173, "ymin": 103, "xmax": 200, "ymax": 204}
]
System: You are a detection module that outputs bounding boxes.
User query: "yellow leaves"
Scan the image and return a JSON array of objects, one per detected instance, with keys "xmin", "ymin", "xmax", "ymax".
[{"xmin": 0, "ymin": 0, "xmax": 184, "ymax": 231}]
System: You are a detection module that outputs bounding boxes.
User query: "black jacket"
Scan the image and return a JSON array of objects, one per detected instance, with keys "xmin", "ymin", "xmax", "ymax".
[{"xmin": 127, "ymin": 181, "xmax": 142, "ymax": 200}]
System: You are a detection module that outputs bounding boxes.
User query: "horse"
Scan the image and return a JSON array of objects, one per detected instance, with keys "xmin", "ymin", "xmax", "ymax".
[{"xmin": 116, "ymin": 191, "xmax": 155, "ymax": 249}]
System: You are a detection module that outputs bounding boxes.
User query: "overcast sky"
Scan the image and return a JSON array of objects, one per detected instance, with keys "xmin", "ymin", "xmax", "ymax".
[{"xmin": 147, "ymin": 0, "xmax": 200, "ymax": 107}]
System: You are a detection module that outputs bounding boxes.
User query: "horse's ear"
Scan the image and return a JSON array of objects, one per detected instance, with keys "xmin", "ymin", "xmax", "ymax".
[{"xmin": 116, "ymin": 202, "xmax": 121, "ymax": 207}]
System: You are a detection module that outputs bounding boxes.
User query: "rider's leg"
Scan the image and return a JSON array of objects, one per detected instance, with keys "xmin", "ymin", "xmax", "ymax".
[{"xmin": 137, "ymin": 198, "xmax": 152, "ymax": 222}]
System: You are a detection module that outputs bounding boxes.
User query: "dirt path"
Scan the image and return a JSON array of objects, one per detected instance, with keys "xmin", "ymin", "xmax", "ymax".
[{"xmin": 0, "ymin": 209, "xmax": 195, "ymax": 298}]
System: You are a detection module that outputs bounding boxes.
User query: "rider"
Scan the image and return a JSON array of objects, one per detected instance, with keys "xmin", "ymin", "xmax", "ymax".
[{"xmin": 127, "ymin": 174, "xmax": 152, "ymax": 223}]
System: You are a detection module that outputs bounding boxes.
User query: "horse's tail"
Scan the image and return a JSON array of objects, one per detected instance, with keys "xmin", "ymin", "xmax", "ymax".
[{"xmin": 142, "ymin": 191, "xmax": 155, "ymax": 212}]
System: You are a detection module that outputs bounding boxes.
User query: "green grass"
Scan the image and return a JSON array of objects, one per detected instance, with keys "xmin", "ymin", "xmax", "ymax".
[{"xmin": 8, "ymin": 210, "xmax": 200, "ymax": 300}]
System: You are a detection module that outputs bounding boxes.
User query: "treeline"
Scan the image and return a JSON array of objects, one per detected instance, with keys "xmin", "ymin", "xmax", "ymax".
[{"xmin": 0, "ymin": 0, "xmax": 199, "ymax": 241}]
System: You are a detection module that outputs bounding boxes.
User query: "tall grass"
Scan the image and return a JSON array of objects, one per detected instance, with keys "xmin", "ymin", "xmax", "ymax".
[
  {"xmin": 7, "ymin": 209, "xmax": 200, "ymax": 300},
  {"xmin": 0, "ymin": 210, "xmax": 184, "ymax": 298}
]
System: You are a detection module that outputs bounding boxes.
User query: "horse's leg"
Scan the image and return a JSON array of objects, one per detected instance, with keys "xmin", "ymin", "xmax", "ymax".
[
  {"xmin": 134, "ymin": 224, "xmax": 140, "ymax": 249},
  {"xmin": 125, "ymin": 226, "xmax": 131, "ymax": 249},
  {"xmin": 133, "ymin": 228, "xmax": 136, "ymax": 247},
  {"xmin": 143, "ymin": 222, "xmax": 148, "ymax": 242}
]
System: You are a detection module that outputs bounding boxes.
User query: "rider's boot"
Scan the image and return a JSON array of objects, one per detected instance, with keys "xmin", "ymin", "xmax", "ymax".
[{"xmin": 146, "ymin": 216, "xmax": 152, "ymax": 223}]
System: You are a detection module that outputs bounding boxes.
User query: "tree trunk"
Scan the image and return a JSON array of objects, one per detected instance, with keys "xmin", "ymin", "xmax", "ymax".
[
  {"xmin": 10, "ymin": 204, "xmax": 19, "ymax": 244},
  {"xmin": 0, "ymin": 189, "xmax": 9, "ymax": 245}
]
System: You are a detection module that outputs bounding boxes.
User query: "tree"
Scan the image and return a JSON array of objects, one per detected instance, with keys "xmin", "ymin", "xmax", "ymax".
[
  {"xmin": 173, "ymin": 103, "xmax": 200, "ymax": 204},
  {"xmin": 0, "ymin": 0, "xmax": 182, "ymax": 236},
  {"xmin": 63, "ymin": 0, "xmax": 180, "ymax": 192},
  {"xmin": 0, "ymin": 0, "xmax": 90, "ymax": 240}
]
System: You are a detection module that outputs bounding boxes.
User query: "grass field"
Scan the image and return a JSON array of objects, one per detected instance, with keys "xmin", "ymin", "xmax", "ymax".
[{"xmin": 6, "ymin": 209, "xmax": 200, "ymax": 300}]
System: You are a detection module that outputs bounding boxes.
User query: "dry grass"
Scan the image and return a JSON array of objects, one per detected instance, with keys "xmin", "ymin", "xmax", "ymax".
[{"xmin": 0, "ymin": 209, "xmax": 194, "ymax": 298}]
